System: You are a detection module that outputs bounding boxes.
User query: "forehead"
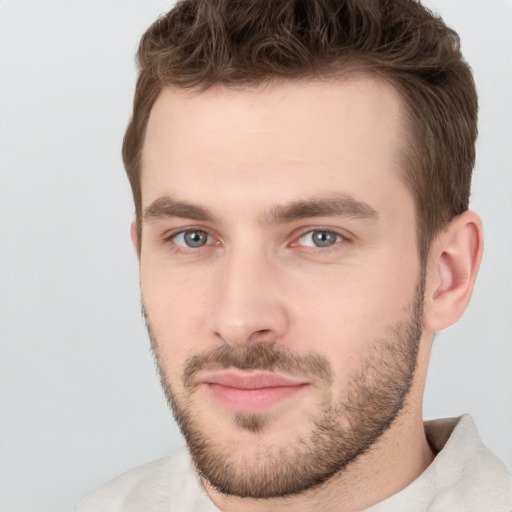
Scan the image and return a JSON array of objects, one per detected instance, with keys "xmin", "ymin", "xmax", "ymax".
[{"xmin": 141, "ymin": 76, "xmax": 410, "ymax": 215}]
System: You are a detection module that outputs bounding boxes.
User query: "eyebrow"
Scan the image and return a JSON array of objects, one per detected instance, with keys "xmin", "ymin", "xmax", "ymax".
[
  {"xmin": 264, "ymin": 194, "xmax": 379, "ymax": 225},
  {"xmin": 143, "ymin": 196, "xmax": 216, "ymax": 223},
  {"xmin": 143, "ymin": 193, "xmax": 378, "ymax": 225}
]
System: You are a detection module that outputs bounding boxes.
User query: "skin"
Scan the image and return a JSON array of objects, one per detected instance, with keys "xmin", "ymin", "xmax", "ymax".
[{"xmin": 134, "ymin": 77, "xmax": 483, "ymax": 511}]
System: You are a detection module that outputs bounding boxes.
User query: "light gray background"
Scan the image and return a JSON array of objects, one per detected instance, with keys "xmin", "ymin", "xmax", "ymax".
[{"xmin": 0, "ymin": 1, "xmax": 510, "ymax": 511}]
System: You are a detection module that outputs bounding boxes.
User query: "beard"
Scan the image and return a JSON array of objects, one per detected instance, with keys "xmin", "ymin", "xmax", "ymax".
[{"xmin": 145, "ymin": 276, "xmax": 425, "ymax": 499}]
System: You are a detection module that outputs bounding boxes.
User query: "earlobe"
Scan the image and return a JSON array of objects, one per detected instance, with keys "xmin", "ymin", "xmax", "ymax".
[{"xmin": 423, "ymin": 211, "xmax": 483, "ymax": 333}]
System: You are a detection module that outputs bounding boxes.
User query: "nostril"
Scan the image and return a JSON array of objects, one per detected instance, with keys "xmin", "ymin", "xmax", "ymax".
[{"xmin": 248, "ymin": 329, "xmax": 275, "ymax": 343}]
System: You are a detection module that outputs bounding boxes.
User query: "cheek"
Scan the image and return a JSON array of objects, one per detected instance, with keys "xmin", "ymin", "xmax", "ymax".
[
  {"xmin": 141, "ymin": 263, "xmax": 214, "ymax": 372},
  {"xmin": 286, "ymin": 259, "xmax": 420, "ymax": 362}
]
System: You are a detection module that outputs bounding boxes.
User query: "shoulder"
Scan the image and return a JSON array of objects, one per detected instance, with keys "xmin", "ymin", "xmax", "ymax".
[{"xmin": 75, "ymin": 447, "xmax": 214, "ymax": 512}]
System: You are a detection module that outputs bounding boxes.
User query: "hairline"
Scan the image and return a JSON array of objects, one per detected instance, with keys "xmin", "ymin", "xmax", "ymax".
[{"xmin": 133, "ymin": 70, "xmax": 428, "ymax": 263}]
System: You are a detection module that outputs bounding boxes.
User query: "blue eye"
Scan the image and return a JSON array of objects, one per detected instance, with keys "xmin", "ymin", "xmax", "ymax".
[
  {"xmin": 172, "ymin": 230, "xmax": 212, "ymax": 248},
  {"xmin": 298, "ymin": 230, "xmax": 343, "ymax": 248}
]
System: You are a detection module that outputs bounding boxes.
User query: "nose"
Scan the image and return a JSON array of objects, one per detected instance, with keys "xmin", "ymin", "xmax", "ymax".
[{"xmin": 208, "ymin": 245, "xmax": 289, "ymax": 346}]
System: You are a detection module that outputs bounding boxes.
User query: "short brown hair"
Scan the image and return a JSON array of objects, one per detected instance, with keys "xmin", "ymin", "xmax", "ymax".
[{"xmin": 123, "ymin": 0, "xmax": 478, "ymax": 262}]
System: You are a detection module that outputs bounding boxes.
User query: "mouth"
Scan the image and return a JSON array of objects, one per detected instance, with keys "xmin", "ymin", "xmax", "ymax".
[{"xmin": 200, "ymin": 370, "xmax": 310, "ymax": 413}]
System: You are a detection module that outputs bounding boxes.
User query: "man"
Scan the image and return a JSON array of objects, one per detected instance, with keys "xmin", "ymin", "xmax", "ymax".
[{"xmin": 77, "ymin": 0, "xmax": 511, "ymax": 510}]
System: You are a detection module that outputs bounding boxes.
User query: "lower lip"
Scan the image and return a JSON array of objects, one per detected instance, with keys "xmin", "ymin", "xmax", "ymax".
[{"xmin": 205, "ymin": 383, "xmax": 308, "ymax": 413}]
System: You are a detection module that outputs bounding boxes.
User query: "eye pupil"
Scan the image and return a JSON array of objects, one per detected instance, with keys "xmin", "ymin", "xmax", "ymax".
[
  {"xmin": 312, "ymin": 231, "xmax": 337, "ymax": 247},
  {"xmin": 184, "ymin": 231, "xmax": 207, "ymax": 247}
]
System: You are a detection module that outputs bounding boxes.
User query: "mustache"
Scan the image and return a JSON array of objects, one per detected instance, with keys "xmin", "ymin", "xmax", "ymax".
[{"xmin": 182, "ymin": 342, "xmax": 332, "ymax": 390}]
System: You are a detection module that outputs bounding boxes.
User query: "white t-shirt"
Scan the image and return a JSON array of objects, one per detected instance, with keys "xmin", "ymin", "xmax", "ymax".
[{"xmin": 76, "ymin": 415, "xmax": 512, "ymax": 511}]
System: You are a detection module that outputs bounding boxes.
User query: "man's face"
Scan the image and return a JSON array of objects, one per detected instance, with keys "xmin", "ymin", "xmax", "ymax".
[{"xmin": 138, "ymin": 78, "xmax": 425, "ymax": 498}]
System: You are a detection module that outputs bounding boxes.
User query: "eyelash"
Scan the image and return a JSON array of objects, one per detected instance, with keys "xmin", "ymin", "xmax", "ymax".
[
  {"xmin": 292, "ymin": 229, "xmax": 346, "ymax": 251},
  {"xmin": 163, "ymin": 227, "xmax": 349, "ymax": 253},
  {"xmin": 164, "ymin": 228, "xmax": 217, "ymax": 252}
]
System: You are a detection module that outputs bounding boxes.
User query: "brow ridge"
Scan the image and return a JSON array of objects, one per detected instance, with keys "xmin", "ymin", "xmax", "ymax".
[
  {"xmin": 143, "ymin": 196, "xmax": 216, "ymax": 223},
  {"xmin": 264, "ymin": 194, "xmax": 379, "ymax": 224},
  {"xmin": 143, "ymin": 193, "xmax": 378, "ymax": 225}
]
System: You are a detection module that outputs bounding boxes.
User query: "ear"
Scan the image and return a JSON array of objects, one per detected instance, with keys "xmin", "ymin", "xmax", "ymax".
[
  {"xmin": 423, "ymin": 210, "xmax": 483, "ymax": 333},
  {"xmin": 130, "ymin": 221, "xmax": 141, "ymax": 259}
]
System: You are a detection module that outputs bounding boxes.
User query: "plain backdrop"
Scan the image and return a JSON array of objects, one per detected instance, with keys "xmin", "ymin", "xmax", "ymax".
[{"xmin": 0, "ymin": 1, "xmax": 511, "ymax": 511}]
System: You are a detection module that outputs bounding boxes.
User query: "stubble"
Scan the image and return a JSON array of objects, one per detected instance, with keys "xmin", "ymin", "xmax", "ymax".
[{"xmin": 144, "ymin": 277, "xmax": 424, "ymax": 499}]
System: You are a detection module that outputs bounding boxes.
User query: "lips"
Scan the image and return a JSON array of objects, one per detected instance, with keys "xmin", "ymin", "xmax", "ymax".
[{"xmin": 200, "ymin": 370, "xmax": 309, "ymax": 413}]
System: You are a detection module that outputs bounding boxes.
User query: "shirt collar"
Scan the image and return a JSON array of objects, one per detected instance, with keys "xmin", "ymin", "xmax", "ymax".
[{"xmin": 364, "ymin": 415, "xmax": 511, "ymax": 511}]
